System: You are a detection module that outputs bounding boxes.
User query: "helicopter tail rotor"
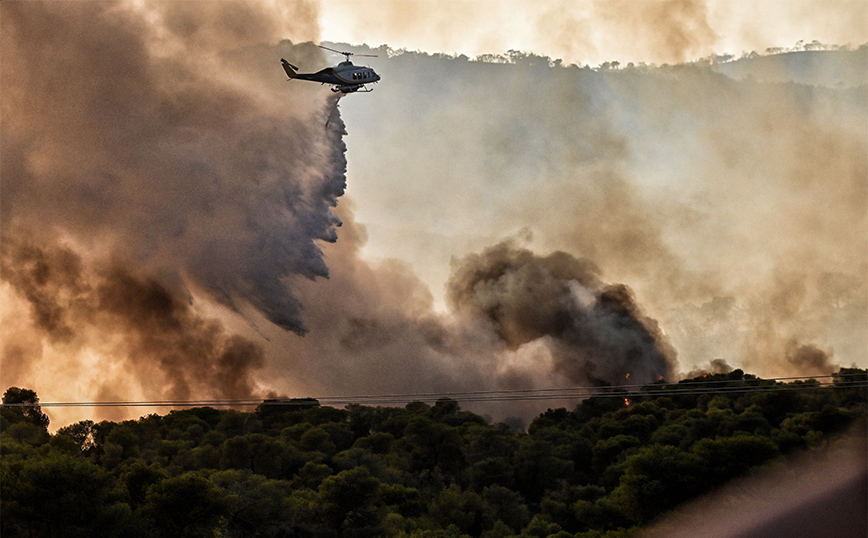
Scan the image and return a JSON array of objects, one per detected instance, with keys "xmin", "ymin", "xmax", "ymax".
[{"xmin": 280, "ymin": 58, "xmax": 299, "ymax": 78}]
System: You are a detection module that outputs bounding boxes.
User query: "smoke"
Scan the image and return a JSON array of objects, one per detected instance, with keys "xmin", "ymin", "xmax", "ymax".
[
  {"xmin": 0, "ymin": 0, "xmax": 344, "ymax": 422},
  {"xmin": 2, "ymin": 1, "xmax": 865, "ymax": 428},
  {"xmin": 784, "ymin": 342, "xmax": 838, "ymax": 377},
  {"xmin": 321, "ymin": 0, "xmax": 868, "ymax": 67},
  {"xmin": 1, "ymin": 235, "xmax": 265, "ymax": 403},
  {"xmin": 684, "ymin": 358, "xmax": 734, "ymax": 379},
  {"xmin": 590, "ymin": 0, "xmax": 717, "ymax": 65},
  {"xmin": 447, "ymin": 243, "xmax": 676, "ymax": 386},
  {"xmin": 1, "ymin": 0, "xmax": 340, "ymax": 335},
  {"xmin": 338, "ymin": 44, "xmax": 867, "ymax": 380},
  {"xmin": 255, "ymin": 207, "xmax": 673, "ymax": 420}
]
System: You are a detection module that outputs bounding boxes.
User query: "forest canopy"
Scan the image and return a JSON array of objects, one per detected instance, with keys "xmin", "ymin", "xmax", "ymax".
[{"xmin": 1, "ymin": 368, "xmax": 865, "ymax": 538}]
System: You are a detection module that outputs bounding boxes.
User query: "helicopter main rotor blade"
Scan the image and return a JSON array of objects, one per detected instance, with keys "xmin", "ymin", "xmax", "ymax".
[
  {"xmin": 318, "ymin": 45, "xmax": 378, "ymax": 58},
  {"xmin": 318, "ymin": 45, "xmax": 346, "ymax": 55}
]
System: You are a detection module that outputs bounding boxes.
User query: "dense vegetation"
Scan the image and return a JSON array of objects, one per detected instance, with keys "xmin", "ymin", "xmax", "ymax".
[{"xmin": 1, "ymin": 369, "xmax": 865, "ymax": 538}]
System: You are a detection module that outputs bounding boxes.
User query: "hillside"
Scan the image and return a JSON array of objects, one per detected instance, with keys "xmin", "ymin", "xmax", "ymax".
[
  {"xmin": 710, "ymin": 47, "xmax": 868, "ymax": 88},
  {"xmin": 1, "ymin": 368, "xmax": 865, "ymax": 537}
]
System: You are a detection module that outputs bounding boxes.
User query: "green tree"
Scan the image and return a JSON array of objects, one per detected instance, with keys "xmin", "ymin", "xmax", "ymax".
[
  {"xmin": 316, "ymin": 466, "xmax": 383, "ymax": 537},
  {"xmin": 430, "ymin": 484, "xmax": 486, "ymax": 536},
  {"xmin": 333, "ymin": 446, "xmax": 385, "ymax": 476},
  {"xmin": 140, "ymin": 472, "xmax": 234, "ymax": 537},
  {"xmin": 209, "ymin": 469, "xmax": 294, "ymax": 538},
  {"xmin": 300, "ymin": 425, "xmax": 339, "ymax": 455},
  {"xmin": 352, "ymin": 430, "xmax": 395, "ymax": 454},
  {"xmin": 649, "ymin": 423, "xmax": 691, "ymax": 449},
  {"xmin": 57, "ymin": 419, "xmax": 96, "ymax": 451},
  {"xmin": 520, "ymin": 513, "xmax": 564, "ymax": 537},
  {"xmin": 750, "ymin": 388, "xmax": 804, "ymax": 427},
  {"xmin": 610, "ymin": 444, "xmax": 703, "ymax": 523},
  {"xmin": 1, "ymin": 452, "xmax": 136, "ymax": 538},
  {"xmin": 120, "ymin": 460, "xmax": 166, "ymax": 511},
  {"xmin": 514, "ymin": 438, "xmax": 574, "ymax": 502},
  {"xmin": 293, "ymin": 461, "xmax": 333, "ymax": 489},
  {"xmin": 1, "ymin": 368, "xmax": 857, "ymax": 538},
  {"xmin": 692, "ymin": 434, "xmax": 780, "ymax": 485},
  {"xmin": 380, "ymin": 482, "xmax": 426, "ymax": 517},
  {"xmin": 470, "ymin": 456, "xmax": 515, "ymax": 490},
  {"xmin": 482, "ymin": 484, "xmax": 530, "ymax": 532},
  {"xmin": 591, "ymin": 435, "xmax": 640, "ymax": 476},
  {"xmin": 400, "ymin": 415, "xmax": 465, "ymax": 478},
  {"xmin": 1, "ymin": 387, "xmax": 50, "ymax": 431},
  {"xmin": 2, "ymin": 421, "xmax": 50, "ymax": 447}
]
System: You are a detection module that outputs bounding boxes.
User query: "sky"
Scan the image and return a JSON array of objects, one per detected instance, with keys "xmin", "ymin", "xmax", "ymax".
[
  {"xmin": 320, "ymin": 0, "xmax": 868, "ymax": 67},
  {"xmin": 1, "ymin": 0, "xmax": 866, "ymax": 428}
]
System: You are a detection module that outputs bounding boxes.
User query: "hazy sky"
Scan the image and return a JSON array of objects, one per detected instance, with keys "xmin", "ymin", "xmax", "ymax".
[
  {"xmin": 321, "ymin": 0, "xmax": 868, "ymax": 307},
  {"xmin": 320, "ymin": 0, "xmax": 868, "ymax": 66}
]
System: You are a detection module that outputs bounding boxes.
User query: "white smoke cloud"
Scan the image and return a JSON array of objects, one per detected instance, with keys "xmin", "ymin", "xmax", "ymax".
[{"xmin": 337, "ymin": 44, "xmax": 867, "ymax": 379}]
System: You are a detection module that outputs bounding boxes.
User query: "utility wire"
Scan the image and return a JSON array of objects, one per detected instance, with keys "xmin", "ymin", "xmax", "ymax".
[{"xmin": 2, "ymin": 373, "xmax": 864, "ymax": 408}]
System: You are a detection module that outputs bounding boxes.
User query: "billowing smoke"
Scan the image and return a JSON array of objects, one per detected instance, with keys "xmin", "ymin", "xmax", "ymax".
[
  {"xmin": 447, "ymin": 243, "xmax": 676, "ymax": 386},
  {"xmin": 2, "ymin": 1, "xmax": 865, "ymax": 428},
  {"xmin": 339, "ymin": 44, "xmax": 867, "ymax": 381},
  {"xmin": 784, "ymin": 342, "xmax": 838, "ymax": 377},
  {"xmin": 1, "ymin": 235, "xmax": 264, "ymax": 402},
  {"xmin": 0, "ymin": 0, "xmax": 342, "ymax": 421},
  {"xmin": 2, "ymin": 1, "xmax": 339, "ymax": 335},
  {"xmin": 263, "ymin": 228, "xmax": 677, "ymax": 412}
]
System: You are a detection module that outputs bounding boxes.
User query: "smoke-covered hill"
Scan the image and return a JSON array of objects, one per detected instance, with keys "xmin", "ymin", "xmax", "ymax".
[{"xmin": 710, "ymin": 46, "xmax": 868, "ymax": 87}]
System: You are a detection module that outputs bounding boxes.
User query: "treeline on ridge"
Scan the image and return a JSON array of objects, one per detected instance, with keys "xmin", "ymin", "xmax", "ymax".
[{"xmin": 1, "ymin": 368, "xmax": 865, "ymax": 538}]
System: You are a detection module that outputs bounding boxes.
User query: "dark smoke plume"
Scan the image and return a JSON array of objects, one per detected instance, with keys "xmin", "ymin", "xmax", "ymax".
[
  {"xmin": 1, "ymin": 1, "xmax": 339, "ymax": 335},
  {"xmin": 0, "ymin": 1, "xmax": 341, "ymax": 420},
  {"xmin": 1, "ymin": 235, "xmax": 264, "ymax": 402},
  {"xmin": 448, "ymin": 243, "xmax": 677, "ymax": 386},
  {"xmin": 684, "ymin": 358, "xmax": 734, "ymax": 379},
  {"xmin": 784, "ymin": 341, "xmax": 839, "ymax": 377}
]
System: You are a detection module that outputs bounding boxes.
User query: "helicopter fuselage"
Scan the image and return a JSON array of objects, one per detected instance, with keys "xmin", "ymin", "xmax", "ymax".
[{"xmin": 281, "ymin": 59, "xmax": 380, "ymax": 94}]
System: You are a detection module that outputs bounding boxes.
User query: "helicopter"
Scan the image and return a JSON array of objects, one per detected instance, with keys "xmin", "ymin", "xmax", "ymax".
[{"xmin": 281, "ymin": 45, "xmax": 380, "ymax": 94}]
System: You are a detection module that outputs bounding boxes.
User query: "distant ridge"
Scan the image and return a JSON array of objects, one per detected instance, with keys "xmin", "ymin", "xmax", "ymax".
[{"xmin": 711, "ymin": 47, "xmax": 868, "ymax": 88}]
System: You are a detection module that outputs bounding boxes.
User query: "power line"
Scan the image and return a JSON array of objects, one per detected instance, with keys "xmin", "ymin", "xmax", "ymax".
[{"xmin": 2, "ymin": 373, "xmax": 864, "ymax": 408}]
